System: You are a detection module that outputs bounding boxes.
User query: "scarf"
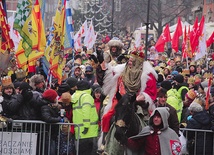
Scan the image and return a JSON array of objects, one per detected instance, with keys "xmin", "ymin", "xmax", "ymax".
[{"xmin": 122, "ymin": 60, "xmax": 143, "ymax": 94}]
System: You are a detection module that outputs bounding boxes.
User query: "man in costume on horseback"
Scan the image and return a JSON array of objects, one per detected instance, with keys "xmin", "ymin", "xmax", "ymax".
[{"xmin": 97, "ymin": 46, "xmax": 158, "ymax": 152}]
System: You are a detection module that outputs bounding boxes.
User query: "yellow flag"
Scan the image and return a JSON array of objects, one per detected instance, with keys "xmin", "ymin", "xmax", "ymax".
[
  {"xmin": 45, "ymin": 0, "xmax": 66, "ymax": 84},
  {"xmin": 15, "ymin": 0, "xmax": 46, "ymax": 72}
]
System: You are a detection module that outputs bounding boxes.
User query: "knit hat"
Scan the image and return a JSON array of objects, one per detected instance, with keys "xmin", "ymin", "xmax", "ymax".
[
  {"xmin": 13, "ymin": 81, "xmax": 21, "ymax": 89},
  {"xmin": 188, "ymin": 101, "xmax": 203, "ymax": 112},
  {"xmin": 160, "ymin": 80, "xmax": 172, "ymax": 91},
  {"xmin": 171, "ymin": 71, "xmax": 179, "ymax": 76},
  {"xmin": 58, "ymin": 92, "xmax": 71, "ymax": 104},
  {"xmin": 77, "ymin": 80, "xmax": 91, "ymax": 90},
  {"xmin": 57, "ymin": 83, "xmax": 70, "ymax": 96},
  {"xmin": 185, "ymin": 89, "xmax": 197, "ymax": 101},
  {"xmin": 42, "ymin": 89, "xmax": 58, "ymax": 103},
  {"xmin": 19, "ymin": 82, "xmax": 31, "ymax": 91},
  {"xmin": 85, "ymin": 65, "xmax": 93, "ymax": 72},
  {"xmin": 174, "ymin": 74, "xmax": 184, "ymax": 83},
  {"xmin": 66, "ymin": 77, "xmax": 78, "ymax": 88}
]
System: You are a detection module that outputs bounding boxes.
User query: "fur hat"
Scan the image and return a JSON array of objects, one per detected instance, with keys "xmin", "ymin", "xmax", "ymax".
[
  {"xmin": 185, "ymin": 89, "xmax": 197, "ymax": 101},
  {"xmin": 108, "ymin": 37, "xmax": 124, "ymax": 49},
  {"xmin": 29, "ymin": 74, "xmax": 44, "ymax": 90},
  {"xmin": 188, "ymin": 101, "xmax": 203, "ymax": 112},
  {"xmin": 66, "ymin": 77, "xmax": 78, "ymax": 88},
  {"xmin": 42, "ymin": 89, "xmax": 58, "ymax": 103},
  {"xmin": 77, "ymin": 80, "xmax": 91, "ymax": 90},
  {"xmin": 58, "ymin": 92, "xmax": 71, "ymax": 104}
]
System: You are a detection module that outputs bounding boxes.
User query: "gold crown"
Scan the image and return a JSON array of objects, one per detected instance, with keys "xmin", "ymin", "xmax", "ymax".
[
  {"xmin": 203, "ymin": 72, "xmax": 213, "ymax": 79},
  {"xmin": 187, "ymin": 76, "xmax": 195, "ymax": 84},
  {"xmin": 189, "ymin": 61, "xmax": 196, "ymax": 66},
  {"xmin": 182, "ymin": 69, "xmax": 190, "ymax": 75},
  {"xmin": 1, "ymin": 76, "xmax": 12, "ymax": 87},
  {"xmin": 209, "ymin": 60, "xmax": 214, "ymax": 66},
  {"xmin": 165, "ymin": 66, "xmax": 172, "ymax": 71},
  {"xmin": 174, "ymin": 57, "xmax": 181, "ymax": 62},
  {"xmin": 159, "ymin": 62, "xmax": 166, "ymax": 68},
  {"xmin": 193, "ymin": 97, "xmax": 203, "ymax": 106},
  {"xmin": 15, "ymin": 69, "xmax": 26, "ymax": 80}
]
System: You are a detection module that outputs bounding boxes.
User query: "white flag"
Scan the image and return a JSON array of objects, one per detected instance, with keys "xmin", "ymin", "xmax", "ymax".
[
  {"xmin": 74, "ymin": 28, "xmax": 82, "ymax": 51},
  {"xmin": 81, "ymin": 20, "xmax": 88, "ymax": 37},
  {"xmin": 135, "ymin": 31, "xmax": 141, "ymax": 48},
  {"xmin": 195, "ymin": 18, "xmax": 207, "ymax": 61},
  {"xmin": 84, "ymin": 20, "xmax": 93, "ymax": 48}
]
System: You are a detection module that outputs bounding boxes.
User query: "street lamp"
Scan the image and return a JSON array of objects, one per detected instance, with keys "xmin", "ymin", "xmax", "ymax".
[{"xmin": 145, "ymin": 0, "xmax": 151, "ymax": 60}]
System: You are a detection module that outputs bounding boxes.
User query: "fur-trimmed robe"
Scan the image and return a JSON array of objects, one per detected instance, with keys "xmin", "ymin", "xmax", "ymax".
[{"xmin": 101, "ymin": 61, "xmax": 158, "ymax": 132}]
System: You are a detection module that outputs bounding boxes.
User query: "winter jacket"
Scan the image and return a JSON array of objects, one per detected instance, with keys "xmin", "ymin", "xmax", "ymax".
[
  {"xmin": 41, "ymin": 104, "xmax": 61, "ymax": 123},
  {"xmin": 166, "ymin": 88, "xmax": 183, "ymax": 122},
  {"xmin": 185, "ymin": 110, "xmax": 213, "ymax": 155},
  {"xmin": 8, "ymin": 92, "xmax": 48, "ymax": 120},
  {"xmin": 71, "ymin": 89, "xmax": 99, "ymax": 139}
]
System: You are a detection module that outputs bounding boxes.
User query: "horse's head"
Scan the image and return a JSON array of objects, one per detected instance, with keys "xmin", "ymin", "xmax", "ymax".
[{"xmin": 114, "ymin": 93, "xmax": 138, "ymax": 139}]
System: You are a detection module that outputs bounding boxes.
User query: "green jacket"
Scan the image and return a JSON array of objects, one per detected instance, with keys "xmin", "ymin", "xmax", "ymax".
[
  {"xmin": 167, "ymin": 89, "xmax": 183, "ymax": 122},
  {"xmin": 72, "ymin": 89, "xmax": 98, "ymax": 139}
]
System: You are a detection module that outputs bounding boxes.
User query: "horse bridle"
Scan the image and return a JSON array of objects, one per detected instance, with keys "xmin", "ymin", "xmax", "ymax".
[{"xmin": 115, "ymin": 119, "xmax": 130, "ymax": 134}]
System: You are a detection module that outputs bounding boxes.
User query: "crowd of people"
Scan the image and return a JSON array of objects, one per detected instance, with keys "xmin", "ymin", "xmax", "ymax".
[{"xmin": 0, "ymin": 32, "xmax": 214, "ymax": 155}]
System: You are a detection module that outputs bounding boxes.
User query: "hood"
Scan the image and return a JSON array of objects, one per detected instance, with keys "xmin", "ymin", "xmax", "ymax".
[
  {"xmin": 192, "ymin": 110, "xmax": 211, "ymax": 125},
  {"xmin": 71, "ymin": 89, "xmax": 91, "ymax": 104},
  {"xmin": 149, "ymin": 107, "xmax": 170, "ymax": 131},
  {"xmin": 130, "ymin": 107, "xmax": 170, "ymax": 140}
]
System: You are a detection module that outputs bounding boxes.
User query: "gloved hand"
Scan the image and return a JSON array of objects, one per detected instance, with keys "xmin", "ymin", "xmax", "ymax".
[{"xmin": 82, "ymin": 127, "xmax": 89, "ymax": 134}]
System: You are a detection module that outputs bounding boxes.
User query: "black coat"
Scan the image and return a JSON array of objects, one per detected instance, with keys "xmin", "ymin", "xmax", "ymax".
[
  {"xmin": 185, "ymin": 110, "xmax": 213, "ymax": 155},
  {"xmin": 8, "ymin": 92, "xmax": 48, "ymax": 120},
  {"xmin": 40, "ymin": 104, "xmax": 61, "ymax": 123},
  {"xmin": 1, "ymin": 94, "xmax": 15, "ymax": 118},
  {"xmin": 41, "ymin": 104, "xmax": 61, "ymax": 140}
]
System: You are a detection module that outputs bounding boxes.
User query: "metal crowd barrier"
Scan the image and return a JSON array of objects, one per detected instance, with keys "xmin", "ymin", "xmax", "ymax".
[
  {"xmin": 180, "ymin": 128, "xmax": 214, "ymax": 155},
  {"xmin": 0, "ymin": 120, "xmax": 80, "ymax": 155}
]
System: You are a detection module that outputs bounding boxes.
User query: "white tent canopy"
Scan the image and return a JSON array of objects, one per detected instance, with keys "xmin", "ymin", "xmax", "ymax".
[{"xmin": 169, "ymin": 21, "xmax": 192, "ymax": 33}]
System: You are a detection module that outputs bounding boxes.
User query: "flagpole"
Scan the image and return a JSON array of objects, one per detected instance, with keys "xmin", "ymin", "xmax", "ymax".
[
  {"xmin": 145, "ymin": 0, "xmax": 151, "ymax": 60},
  {"xmin": 111, "ymin": 0, "xmax": 114, "ymax": 38}
]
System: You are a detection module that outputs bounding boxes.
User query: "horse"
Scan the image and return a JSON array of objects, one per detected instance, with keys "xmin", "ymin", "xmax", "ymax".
[{"xmin": 102, "ymin": 93, "xmax": 146, "ymax": 155}]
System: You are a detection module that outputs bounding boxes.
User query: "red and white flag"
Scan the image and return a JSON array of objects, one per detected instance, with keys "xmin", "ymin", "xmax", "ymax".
[
  {"xmin": 155, "ymin": 24, "xmax": 171, "ymax": 52},
  {"xmin": 195, "ymin": 16, "xmax": 207, "ymax": 61},
  {"xmin": 74, "ymin": 27, "xmax": 82, "ymax": 51},
  {"xmin": 206, "ymin": 32, "xmax": 214, "ymax": 47},
  {"xmin": 81, "ymin": 20, "xmax": 88, "ymax": 37}
]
